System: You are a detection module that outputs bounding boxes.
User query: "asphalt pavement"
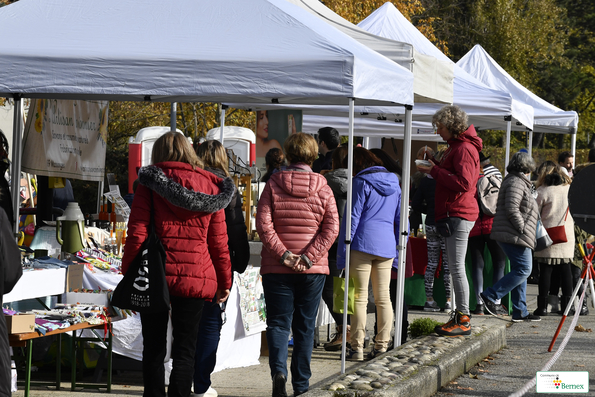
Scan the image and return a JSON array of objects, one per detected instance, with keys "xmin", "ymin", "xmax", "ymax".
[{"xmin": 10, "ymin": 283, "xmax": 594, "ymax": 397}]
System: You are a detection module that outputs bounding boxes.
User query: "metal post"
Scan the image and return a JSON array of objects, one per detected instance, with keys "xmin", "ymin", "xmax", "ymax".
[
  {"xmin": 570, "ymin": 132, "xmax": 576, "ymax": 161},
  {"xmin": 10, "ymin": 95, "xmax": 23, "ymax": 236},
  {"xmin": 504, "ymin": 116, "xmax": 512, "ymax": 176},
  {"xmin": 219, "ymin": 105, "xmax": 228, "ymax": 145},
  {"xmin": 394, "ymin": 105, "xmax": 412, "ymax": 348},
  {"xmin": 340, "ymin": 99, "xmax": 355, "ymax": 374},
  {"xmin": 528, "ymin": 130, "xmax": 534, "ymax": 157},
  {"xmin": 362, "ymin": 136, "xmax": 369, "ymax": 149},
  {"xmin": 170, "ymin": 102, "xmax": 177, "ymax": 131}
]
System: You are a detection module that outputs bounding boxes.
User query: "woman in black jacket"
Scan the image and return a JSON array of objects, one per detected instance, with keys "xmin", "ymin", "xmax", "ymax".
[{"xmin": 194, "ymin": 139, "xmax": 250, "ymax": 397}]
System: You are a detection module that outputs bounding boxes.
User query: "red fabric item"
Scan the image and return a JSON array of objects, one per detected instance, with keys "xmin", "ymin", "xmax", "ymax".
[
  {"xmin": 429, "ymin": 125, "xmax": 482, "ymax": 222},
  {"xmin": 122, "ymin": 162, "xmax": 231, "ymax": 299},
  {"xmin": 256, "ymin": 167, "xmax": 339, "ymax": 275},
  {"xmin": 405, "ymin": 237, "xmax": 442, "ymax": 277}
]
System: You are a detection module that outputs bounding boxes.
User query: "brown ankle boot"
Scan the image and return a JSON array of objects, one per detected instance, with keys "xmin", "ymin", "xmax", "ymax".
[{"xmin": 324, "ymin": 325, "xmax": 350, "ymax": 351}]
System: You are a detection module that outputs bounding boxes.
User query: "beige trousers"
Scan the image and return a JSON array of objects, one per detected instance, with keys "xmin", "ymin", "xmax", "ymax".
[{"xmin": 348, "ymin": 249, "xmax": 394, "ymax": 351}]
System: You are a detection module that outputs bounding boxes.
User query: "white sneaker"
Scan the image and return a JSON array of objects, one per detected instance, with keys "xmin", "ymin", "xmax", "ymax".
[
  {"xmin": 191, "ymin": 386, "xmax": 218, "ymax": 397},
  {"xmin": 444, "ymin": 301, "xmax": 453, "ymax": 312}
]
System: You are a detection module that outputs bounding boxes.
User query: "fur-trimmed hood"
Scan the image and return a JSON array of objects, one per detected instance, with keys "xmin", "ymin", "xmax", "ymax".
[{"xmin": 138, "ymin": 163, "xmax": 235, "ymax": 215}]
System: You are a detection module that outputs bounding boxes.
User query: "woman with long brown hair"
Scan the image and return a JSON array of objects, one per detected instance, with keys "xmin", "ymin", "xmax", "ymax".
[{"xmin": 123, "ymin": 131, "xmax": 235, "ymax": 397}]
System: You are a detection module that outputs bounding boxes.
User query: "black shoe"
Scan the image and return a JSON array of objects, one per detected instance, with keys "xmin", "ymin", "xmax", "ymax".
[
  {"xmin": 294, "ymin": 390, "xmax": 307, "ymax": 396},
  {"xmin": 480, "ymin": 293, "xmax": 499, "ymax": 317},
  {"xmin": 512, "ymin": 313, "xmax": 541, "ymax": 322},
  {"xmin": 580, "ymin": 300, "xmax": 589, "ymax": 315},
  {"xmin": 472, "ymin": 303, "xmax": 485, "ymax": 315},
  {"xmin": 272, "ymin": 372, "xmax": 287, "ymax": 397},
  {"xmin": 495, "ymin": 305, "xmax": 509, "ymax": 316}
]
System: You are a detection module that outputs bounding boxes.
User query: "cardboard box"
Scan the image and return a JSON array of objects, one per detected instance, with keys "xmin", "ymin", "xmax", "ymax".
[
  {"xmin": 5, "ymin": 314, "xmax": 36, "ymax": 334},
  {"xmin": 66, "ymin": 264, "xmax": 84, "ymax": 292},
  {"xmin": 62, "ymin": 291, "xmax": 110, "ymax": 307}
]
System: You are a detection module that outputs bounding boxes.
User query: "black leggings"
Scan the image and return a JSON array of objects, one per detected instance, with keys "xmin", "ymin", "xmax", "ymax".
[{"xmin": 540, "ymin": 262, "xmax": 573, "ymax": 297}]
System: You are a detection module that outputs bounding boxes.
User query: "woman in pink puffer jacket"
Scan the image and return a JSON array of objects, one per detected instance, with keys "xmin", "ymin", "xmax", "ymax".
[{"xmin": 256, "ymin": 132, "xmax": 339, "ymax": 397}]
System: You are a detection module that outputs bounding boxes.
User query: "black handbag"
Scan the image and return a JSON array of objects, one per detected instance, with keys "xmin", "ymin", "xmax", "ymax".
[{"xmin": 111, "ymin": 192, "xmax": 170, "ymax": 313}]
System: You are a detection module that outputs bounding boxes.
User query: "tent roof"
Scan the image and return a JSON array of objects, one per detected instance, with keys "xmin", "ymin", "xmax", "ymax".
[
  {"xmin": 206, "ymin": 126, "xmax": 256, "ymax": 144},
  {"xmin": 288, "ymin": 0, "xmax": 453, "ymax": 104},
  {"xmin": 0, "ymin": 0, "xmax": 413, "ymax": 107},
  {"xmin": 302, "ymin": 114, "xmax": 443, "ymax": 140},
  {"xmin": 457, "ymin": 44, "xmax": 578, "ymax": 134},
  {"xmin": 358, "ymin": 2, "xmax": 534, "ymax": 131}
]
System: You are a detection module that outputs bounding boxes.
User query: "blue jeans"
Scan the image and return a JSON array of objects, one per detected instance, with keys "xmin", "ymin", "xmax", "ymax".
[
  {"xmin": 193, "ymin": 297, "xmax": 223, "ymax": 394},
  {"xmin": 262, "ymin": 273, "xmax": 325, "ymax": 395},
  {"xmin": 482, "ymin": 242, "xmax": 532, "ymax": 318}
]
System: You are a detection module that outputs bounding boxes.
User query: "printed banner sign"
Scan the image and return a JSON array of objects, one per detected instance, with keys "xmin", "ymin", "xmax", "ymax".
[
  {"xmin": 22, "ymin": 99, "xmax": 109, "ymax": 181},
  {"xmin": 536, "ymin": 371, "xmax": 589, "ymax": 393}
]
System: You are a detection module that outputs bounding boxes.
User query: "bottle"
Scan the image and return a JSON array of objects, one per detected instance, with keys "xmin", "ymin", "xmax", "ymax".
[
  {"xmin": 99, "ymin": 197, "xmax": 106, "ymax": 221},
  {"xmin": 120, "ymin": 229, "xmax": 127, "ymax": 256},
  {"xmin": 417, "ymin": 224, "xmax": 425, "ymax": 238},
  {"xmin": 110, "ymin": 202, "xmax": 117, "ymax": 228}
]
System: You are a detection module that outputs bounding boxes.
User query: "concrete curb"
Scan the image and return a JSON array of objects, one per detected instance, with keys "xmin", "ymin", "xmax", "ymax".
[{"xmin": 304, "ymin": 321, "xmax": 507, "ymax": 397}]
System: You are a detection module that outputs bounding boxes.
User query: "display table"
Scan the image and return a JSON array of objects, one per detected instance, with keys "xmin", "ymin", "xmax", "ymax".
[
  {"xmin": 3, "ymin": 268, "xmax": 67, "ymax": 303},
  {"xmin": 10, "ymin": 321, "xmax": 112, "ymax": 397}
]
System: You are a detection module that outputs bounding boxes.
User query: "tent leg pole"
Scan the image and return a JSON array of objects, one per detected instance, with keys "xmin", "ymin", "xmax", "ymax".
[
  {"xmin": 219, "ymin": 105, "xmax": 227, "ymax": 145},
  {"xmin": 570, "ymin": 133, "xmax": 576, "ymax": 160},
  {"xmin": 10, "ymin": 95, "xmax": 23, "ymax": 236},
  {"xmin": 341, "ymin": 98, "xmax": 356, "ymax": 375},
  {"xmin": 504, "ymin": 117, "xmax": 511, "ymax": 176},
  {"xmin": 394, "ymin": 105, "xmax": 412, "ymax": 349},
  {"xmin": 170, "ymin": 102, "xmax": 177, "ymax": 131}
]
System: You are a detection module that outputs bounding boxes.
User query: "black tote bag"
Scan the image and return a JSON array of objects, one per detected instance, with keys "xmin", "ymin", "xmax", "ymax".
[{"xmin": 111, "ymin": 192, "xmax": 170, "ymax": 313}]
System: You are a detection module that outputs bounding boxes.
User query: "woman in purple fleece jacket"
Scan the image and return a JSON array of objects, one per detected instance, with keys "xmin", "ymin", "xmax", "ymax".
[{"xmin": 337, "ymin": 148, "xmax": 402, "ymax": 361}]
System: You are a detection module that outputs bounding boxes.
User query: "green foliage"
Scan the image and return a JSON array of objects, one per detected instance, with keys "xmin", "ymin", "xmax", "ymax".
[{"xmin": 409, "ymin": 317, "xmax": 444, "ymax": 338}]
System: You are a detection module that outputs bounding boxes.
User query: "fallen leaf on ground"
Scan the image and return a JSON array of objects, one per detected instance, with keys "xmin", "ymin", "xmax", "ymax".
[
  {"xmin": 575, "ymin": 324, "xmax": 592, "ymax": 332},
  {"xmin": 469, "ymin": 374, "xmax": 479, "ymax": 379},
  {"xmin": 457, "ymin": 386, "xmax": 474, "ymax": 390}
]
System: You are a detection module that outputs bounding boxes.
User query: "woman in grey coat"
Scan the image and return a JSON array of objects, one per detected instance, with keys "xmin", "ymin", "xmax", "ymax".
[{"xmin": 480, "ymin": 151, "xmax": 541, "ymax": 322}]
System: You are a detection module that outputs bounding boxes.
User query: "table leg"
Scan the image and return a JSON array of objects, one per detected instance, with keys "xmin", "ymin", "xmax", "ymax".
[
  {"xmin": 56, "ymin": 334, "xmax": 61, "ymax": 390},
  {"xmin": 25, "ymin": 341, "xmax": 32, "ymax": 397},
  {"xmin": 71, "ymin": 330, "xmax": 76, "ymax": 391},
  {"xmin": 107, "ymin": 329, "xmax": 112, "ymax": 392}
]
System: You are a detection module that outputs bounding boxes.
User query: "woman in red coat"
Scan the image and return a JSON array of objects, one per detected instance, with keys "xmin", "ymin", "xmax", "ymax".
[
  {"xmin": 122, "ymin": 131, "xmax": 235, "ymax": 397},
  {"xmin": 256, "ymin": 133, "xmax": 339, "ymax": 397},
  {"xmin": 417, "ymin": 105, "xmax": 482, "ymax": 337}
]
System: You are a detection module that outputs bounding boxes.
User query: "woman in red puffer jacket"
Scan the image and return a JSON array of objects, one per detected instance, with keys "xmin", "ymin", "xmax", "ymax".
[
  {"xmin": 256, "ymin": 132, "xmax": 339, "ymax": 397},
  {"xmin": 122, "ymin": 131, "xmax": 235, "ymax": 397}
]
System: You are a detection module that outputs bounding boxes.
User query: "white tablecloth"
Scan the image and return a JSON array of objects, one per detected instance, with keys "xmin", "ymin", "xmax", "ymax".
[{"xmin": 83, "ymin": 267, "xmax": 261, "ymax": 372}]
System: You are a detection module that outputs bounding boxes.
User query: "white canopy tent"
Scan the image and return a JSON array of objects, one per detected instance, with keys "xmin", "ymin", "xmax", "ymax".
[
  {"xmin": 302, "ymin": 115, "xmax": 441, "ymax": 140},
  {"xmin": 358, "ymin": 2, "xmax": 536, "ymax": 168},
  {"xmin": 286, "ymin": 0, "xmax": 454, "ymax": 104},
  {"xmin": 457, "ymin": 44, "xmax": 579, "ymax": 158},
  {"xmin": 225, "ymin": 0, "xmax": 456, "ymax": 353},
  {"xmin": 0, "ymin": 0, "xmax": 417, "ymax": 372}
]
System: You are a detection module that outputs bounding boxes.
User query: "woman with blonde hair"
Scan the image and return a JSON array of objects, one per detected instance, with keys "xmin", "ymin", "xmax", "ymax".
[
  {"xmin": 256, "ymin": 132, "xmax": 339, "ymax": 397},
  {"xmin": 123, "ymin": 131, "xmax": 235, "ymax": 397},
  {"xmin": 532, "ymin": 161, "xmax": 575, "ymax": 316},
  {"xmin": 194, "ymin": 139, "xmax": 249, "ymax": 397}
]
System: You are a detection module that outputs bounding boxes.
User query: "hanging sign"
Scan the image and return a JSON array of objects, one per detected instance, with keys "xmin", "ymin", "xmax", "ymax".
[{"xmin": 22, "ymin": 99, "xmax": 109, "ymax": 181}]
